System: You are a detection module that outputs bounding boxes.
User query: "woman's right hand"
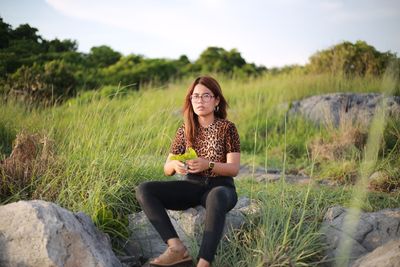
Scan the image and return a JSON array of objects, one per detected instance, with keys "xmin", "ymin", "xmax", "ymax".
[{"xmin": 171, "ymin": 160, "xmax": 188, "ymax": 175}]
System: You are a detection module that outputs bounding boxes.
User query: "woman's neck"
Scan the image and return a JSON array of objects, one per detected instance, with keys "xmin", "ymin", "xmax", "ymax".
[{"xmin": 198, "ymin": 114, "xmax": 215, "ymax": 128}]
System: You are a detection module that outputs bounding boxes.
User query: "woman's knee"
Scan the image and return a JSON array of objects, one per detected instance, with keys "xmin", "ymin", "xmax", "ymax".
[
  {"xmin": 206, "ymin": 186, "xmax": 237, "ymax": 210},
  {"xmin": 135, "ymin": 181, "xmax": 153, "ymax": 204}
]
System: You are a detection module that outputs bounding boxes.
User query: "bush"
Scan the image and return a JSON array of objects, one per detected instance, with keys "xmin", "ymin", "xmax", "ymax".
[
  {"xmin": 307, "ymin": 41, "xmax": 397, "ymax": 76},
  {"xmin": 0, "ymin": 131, "xmax": 55, "ymax": 200},
  {"xmin": 5, "ymin": 59, "xmax": 77, "ymax": 105}
]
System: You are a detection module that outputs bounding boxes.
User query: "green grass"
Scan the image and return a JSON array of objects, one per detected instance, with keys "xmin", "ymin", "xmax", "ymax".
[
  {"xmin": 208, "ymin": 179, "xmax": 400, "ymax": 267},
  {"xmin": 1, "ymin": 72, "xmax": 399, "ymax": 265}
]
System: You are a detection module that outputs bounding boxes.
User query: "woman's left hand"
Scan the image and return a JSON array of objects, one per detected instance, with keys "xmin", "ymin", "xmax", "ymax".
[{"xmin": 186, "ymin": 158, "xmax": 209, "ymax": 173}]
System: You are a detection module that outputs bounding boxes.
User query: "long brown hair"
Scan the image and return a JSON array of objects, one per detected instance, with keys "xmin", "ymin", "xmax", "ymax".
[{"xmin": 183, "ymin": 76, "xmax": 228, "ymax": 147}]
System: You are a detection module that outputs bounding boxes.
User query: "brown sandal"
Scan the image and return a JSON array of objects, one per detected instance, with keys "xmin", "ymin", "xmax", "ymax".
[{"xmin": 149, "ymin": 246, "xmax": 193, "ymax": 267}]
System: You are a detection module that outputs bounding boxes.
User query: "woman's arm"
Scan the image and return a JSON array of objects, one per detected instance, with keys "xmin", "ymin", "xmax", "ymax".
[
  {"xmin": 164, "ymin": 153, "xmax": 188, "ymax": 176},
  {"xmin": 210, "ymin": 152, "xmax": 240, "ymax": 176},
  {"xmin": 186, "ymin": 152, "xmax": 240, "ymax": 177}
]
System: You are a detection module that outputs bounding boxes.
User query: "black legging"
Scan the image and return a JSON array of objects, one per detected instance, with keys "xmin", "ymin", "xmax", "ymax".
[{"xmin": 135, "ymin": 174, "xmax": 238, "ymax": 263}]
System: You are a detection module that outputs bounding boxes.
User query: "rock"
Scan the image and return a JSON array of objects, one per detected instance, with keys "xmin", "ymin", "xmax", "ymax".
[
  {"xmin": 321, "ymin": 206, "xmax": 400, "ymax": 266},
  {"xmin": 118, "ymin": 255, "xmax": 142, "ymax": 267},
  {"xmin": 351, "ymin": 239, "xmax": 400, "ymax": 267},
  {"xmin": 238, "ymin": 165, "xmax": 281, "ymax": 177},
  {"xmin": 125, "ymin": 196, "xmax": 260, "ymax": 261},
  {"xmin": 168, "ymin": 196, "xmax": 260, "ymax": 243},
  {"xmin": 289, "ymin": 93, "xmax": 400, "ymax": 127},
  {"xmin": 254, "ymin": 174, "xmax": 311, "ymax": 184},
  {"xmin": 237, "ymin": 165, "xmax": 311, "ymax": 185},
  {"xmin": 125, "ymin": 209, "xmax": 190, "ymax": 261},
  {"xmin": 0, "ymin": 200, "xmax": 122, "ymax": 267}
]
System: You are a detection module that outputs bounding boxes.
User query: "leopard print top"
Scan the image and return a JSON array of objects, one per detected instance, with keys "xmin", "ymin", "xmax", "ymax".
[{"xmin": 169, "ymin": 118, "xmax": 240, "ymax": 177}]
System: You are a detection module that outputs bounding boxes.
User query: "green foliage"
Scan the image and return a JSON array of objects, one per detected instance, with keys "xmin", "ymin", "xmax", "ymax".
[
  {"xmin": 102, "ymin": 56, "xmax": 180, "ymax": 88},
  {"xmin": 12, "ymin": 23, "xmax": 42, "ymax": 42},
  {"xmin": 88, "ymin": 45, "xmax": 121, "ymax": 68},
  {"xmin": 0, "ymin": 21, "xmax": 46, "ymax": 77},
  {"xmin": 0, "ymin": 17, "xmax": 12, "ymax": 49},
  {"xmin": 1, "ymin": 73, "xmax": 399, "ymax": 262},
  {"xmin": 194, "ymin": 46, "xmax": 265, "ymax": 77},
  {"xmin": 1, "ymin": 15, "xmax": 400, "ymax": 263},
  {"xmin": 170, "ymin": 147, "xmax": 198, "ymax": 162},
  {"xmin": 45, "ymin": 39, "xmax": 78, "ymax": 53},
  {"xmin": 5, "ymin": 59, "xmax": 77, "ymax": 104},
  {"xmin": 0, "ymin": 16, "xmax": 267, "ymax": 100},
  {"xmin": 308, "ymin": 40, "xmax": 397, "ymax": 76},
  {"xmin": 195, "ymin": 47, "xmax": 244, "ymax": 73},
  {"xmin": 4, "ymin": 16, "xmax": 398, "ymax": 109},
  {"xmin": 268, "ymin": 64, "xmax": 305, "ymax": 75},
  {"xmin": 228, "ymin": 180, "xmax": 400, "ymax": 267}
]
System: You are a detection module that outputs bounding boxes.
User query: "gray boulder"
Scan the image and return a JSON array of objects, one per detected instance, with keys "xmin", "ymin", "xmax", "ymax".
[
  {"xmin": 351, "ymin": 239, "xmax": 400, "ymax": 267},
  {"xmin": 321, "ymin": 206, "xmax": 400, "ymax": 266},
  {"xmin": 0, "ymin": 200, "xmax": 122, "ymax": 267},
  {"xmin": 125, "ymin": 196, "xmax": 260, "ymax": 261},
  {"xmin": 125, "ymin": 209, "xmax": 190, "ymax": 261},
  {"xmin": 237, "ymin": 165, "xmax": 312, "ymax": 185},
  {"xmin": 168, "ymin": 196, "xmax": 260, "ymax": 243},
  {"xmin": 289, "ymin": 93, "xmax": 400, "ymax": 127}
]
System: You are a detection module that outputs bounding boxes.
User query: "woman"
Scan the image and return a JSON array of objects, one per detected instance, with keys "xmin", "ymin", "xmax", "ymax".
[{"xmin": 136, "ymin": 76, "xmax": 240, "ymax": 267}]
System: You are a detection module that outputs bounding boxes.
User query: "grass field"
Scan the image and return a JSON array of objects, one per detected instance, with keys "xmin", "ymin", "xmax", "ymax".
[{"xmin": 1, "ymin": 72, "xmax": 399, "ymax": 266}]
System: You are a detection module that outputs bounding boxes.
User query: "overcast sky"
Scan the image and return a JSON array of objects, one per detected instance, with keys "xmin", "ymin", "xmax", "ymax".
[{"xmin": 1, "ymin": 0, "xmax": 399, "ymax": 67}]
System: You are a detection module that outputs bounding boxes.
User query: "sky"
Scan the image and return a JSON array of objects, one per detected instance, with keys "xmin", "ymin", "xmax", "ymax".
[{"xmin": 1, "ymin": 0, "xmax": 399, "ymax": 68}]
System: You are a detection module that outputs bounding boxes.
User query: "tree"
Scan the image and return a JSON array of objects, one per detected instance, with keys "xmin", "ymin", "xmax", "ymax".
[
  {"xmin": 102, "ymin": 55, "xmax": 179, "ymax": 88},
  {"xmin": 0, "ymin": 18, "xmax": 82, "ymax": 78},
  {"xmin": 12, "ymin": 24, "xmax": 42, "ymax": 42},
  {"xmin": 195, "ymin": 47, "xmax": 228, "ymax": 73},
  {"xmin": 5, "ymin": 60, "xmax": 76, "ymax": 104},
  {"xmin": 43, "ymin": 60, "xmax": 77, "ymax": 97},
  {"xmin": 307, "ymin": 41, "xmax": 397, "ymax": 76},
  {"xmin": 194, "ymin": 47, "xmax": 261, "ymax": 76},
  {"xmin": 87, "ymin": 45, "xmax": 121, "ymax": 67},
  {"xmin": 0, "ymin": 17, "xmax": 12, "ymax": 49},
  {"xmin": 45, "ymin": 39, "xmax": 78, "ymax": 53}
]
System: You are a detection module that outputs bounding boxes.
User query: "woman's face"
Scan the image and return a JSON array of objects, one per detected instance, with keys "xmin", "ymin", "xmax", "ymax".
[{"xmin": 191, "ymin": 84, "xmax": 220, "ymax": 117}]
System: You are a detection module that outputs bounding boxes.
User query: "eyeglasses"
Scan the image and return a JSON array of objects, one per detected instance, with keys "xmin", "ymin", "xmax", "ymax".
[{"xmin": 190, "ymin": 93, "xmax": 215, "ymax": 102}]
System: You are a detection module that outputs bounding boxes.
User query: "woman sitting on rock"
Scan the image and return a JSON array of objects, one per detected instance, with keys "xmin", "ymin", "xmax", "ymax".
[{"xmin": 136, "ymin": 76, "xmax": 241, "ymax": 267}]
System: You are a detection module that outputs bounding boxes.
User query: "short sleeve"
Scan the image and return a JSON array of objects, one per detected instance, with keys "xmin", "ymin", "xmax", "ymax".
[
  {"xmin": 225, "ymin": 122, "xmax": 240, "ymax": 153},
  {"xmin": 169, "ymin": 125, "xmax": 186, "ymax": 155}
]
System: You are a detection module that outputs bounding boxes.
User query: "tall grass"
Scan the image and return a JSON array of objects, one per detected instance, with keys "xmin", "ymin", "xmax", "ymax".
[
  {"xmin": 209, "ymin": 178, "xmax": 399, "ymax": 267},
  {"xmin": 334, "ymin": 63, "xmax": 399, "ymax": 266},
  {"xmin": 1, "ymin": 72, "xmax": 399, "ymax": 264}
]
